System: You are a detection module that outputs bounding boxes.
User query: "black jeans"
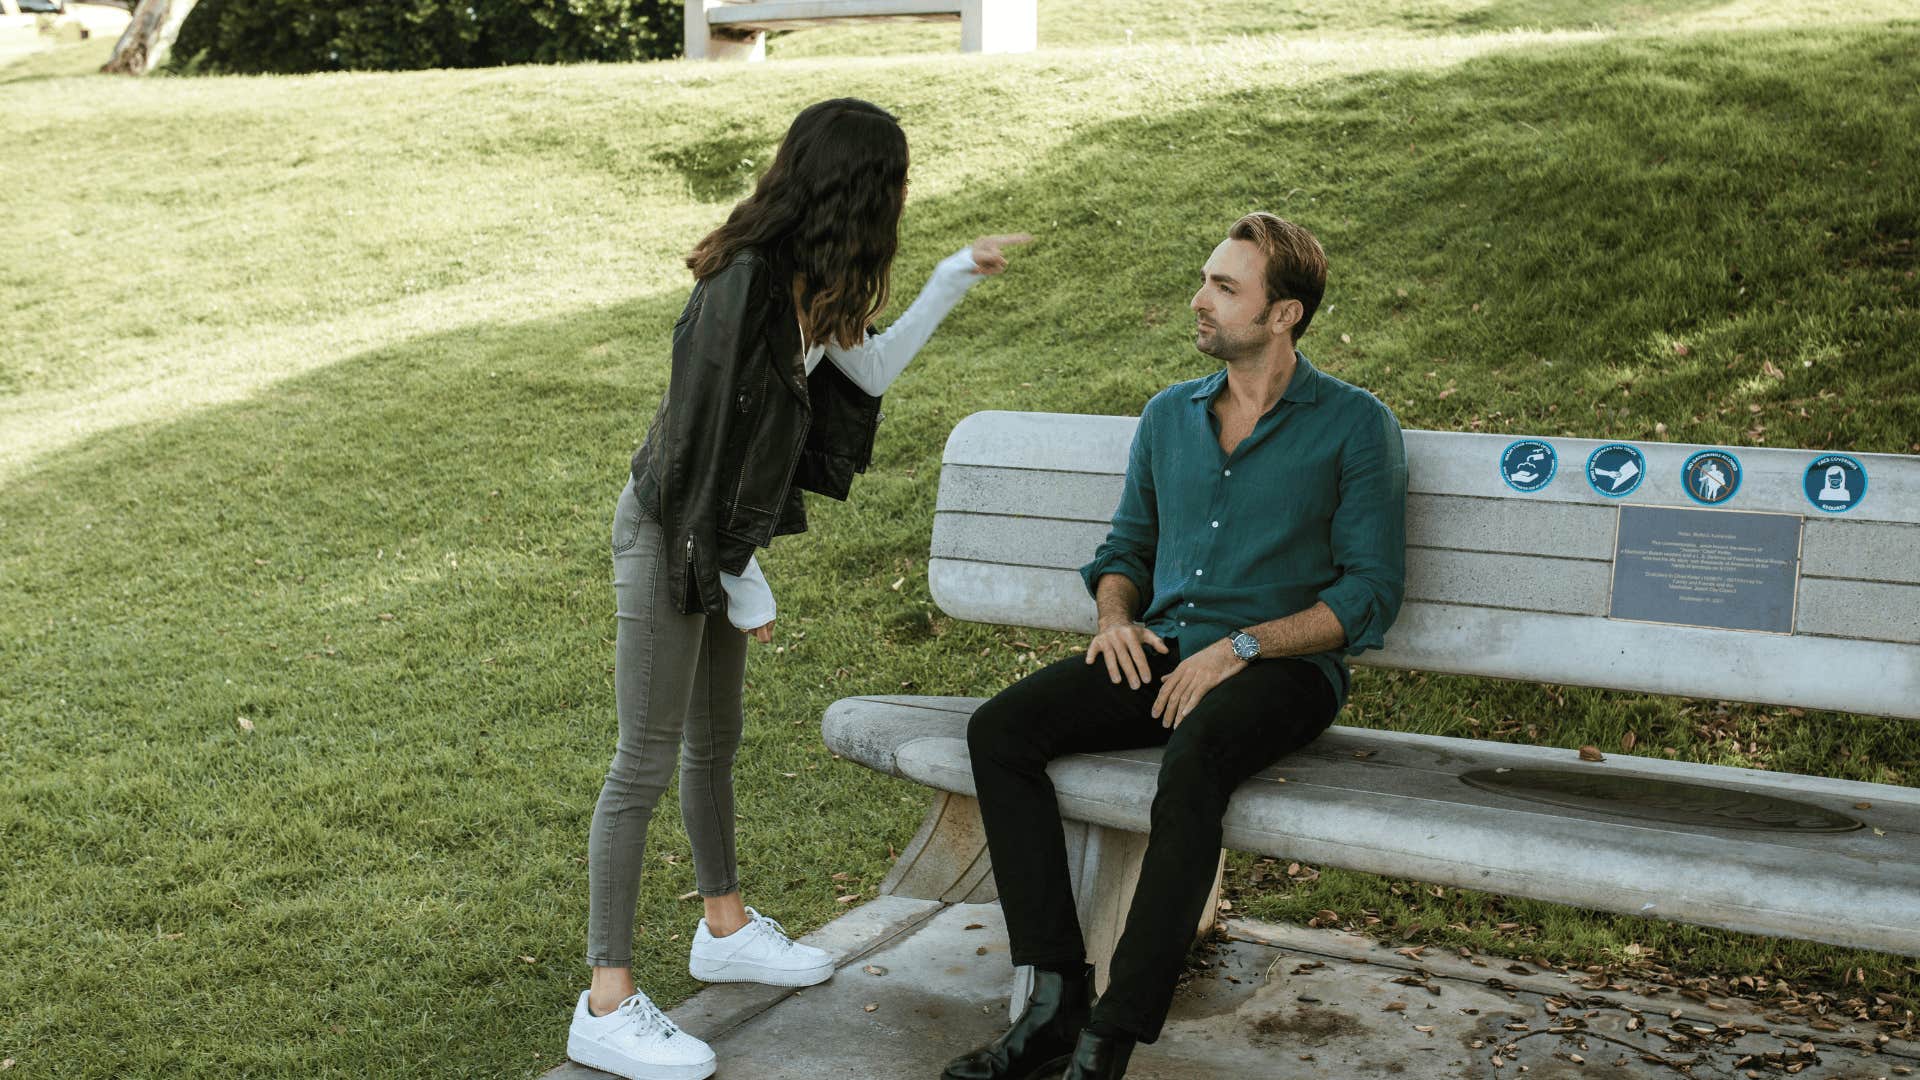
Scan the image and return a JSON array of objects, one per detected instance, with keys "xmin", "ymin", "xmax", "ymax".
[{"xmin": 967, "ymin": 638, "xmax": 1337, "ymax": 1043}]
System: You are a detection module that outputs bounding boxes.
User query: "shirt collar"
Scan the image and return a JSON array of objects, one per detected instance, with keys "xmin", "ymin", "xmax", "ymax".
[{"xmin": 1189, "ymin": 350, "xmax": 1321, "ymax": 406}]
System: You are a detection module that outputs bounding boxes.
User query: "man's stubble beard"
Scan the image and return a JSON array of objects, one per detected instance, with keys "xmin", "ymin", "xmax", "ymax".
[{"xmin": 1195, "ymin": 322, "xmax": 1267, "ymax": 364}]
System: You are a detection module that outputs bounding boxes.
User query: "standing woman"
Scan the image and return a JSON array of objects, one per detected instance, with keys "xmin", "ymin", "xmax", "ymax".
[{"xmin": 567, "ymin": 97, "xmax": 1029, "ymax": 1080}]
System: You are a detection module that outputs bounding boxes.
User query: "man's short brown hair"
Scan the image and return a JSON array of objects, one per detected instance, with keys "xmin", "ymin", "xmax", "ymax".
[{"xmin": 1229, "ymin": 212, "xmax": 1327, "ymax": 341}]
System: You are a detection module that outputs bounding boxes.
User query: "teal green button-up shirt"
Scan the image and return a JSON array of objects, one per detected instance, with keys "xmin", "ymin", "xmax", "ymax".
[{"xmin": 1078, "ymin": 353, "xmax": 1408, "ymax": 710}]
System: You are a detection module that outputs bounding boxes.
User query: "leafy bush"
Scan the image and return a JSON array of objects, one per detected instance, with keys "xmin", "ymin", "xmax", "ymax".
[{"xmin": 169, "ymin": 0, "xmax": 684, "ymax": 74}]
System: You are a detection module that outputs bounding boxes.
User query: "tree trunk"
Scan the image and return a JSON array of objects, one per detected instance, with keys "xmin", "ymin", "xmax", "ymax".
[{"xmin": 101, "ymin": 0, "xmax": 199, "ymax": 76}]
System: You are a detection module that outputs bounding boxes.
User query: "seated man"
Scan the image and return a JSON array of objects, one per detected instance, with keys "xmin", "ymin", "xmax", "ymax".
[{"xmin": 943, "ymin": 213, "xmax": 1407, "ymax": 1080}]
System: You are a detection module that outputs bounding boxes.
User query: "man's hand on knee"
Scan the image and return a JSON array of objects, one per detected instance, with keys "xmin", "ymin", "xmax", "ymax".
[
  {"xmin": 1151, "ymin": 638, "xmax": 1250, "ymax": 728},
  {"xmin": 1085, "ymin": 619, "xmax": 1169, "ymax": 690}
]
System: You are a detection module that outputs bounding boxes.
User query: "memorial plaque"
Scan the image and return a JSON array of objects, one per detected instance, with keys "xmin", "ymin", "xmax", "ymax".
[{"xmin": 1608, "ymin": 505, "xmax": 1801, "ymax": 633}]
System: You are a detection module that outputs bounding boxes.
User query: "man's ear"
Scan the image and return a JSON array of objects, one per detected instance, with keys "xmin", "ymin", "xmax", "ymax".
[{"xmin": 1270, "ymin": 299, "xmax": 1303, "ymax": 340}]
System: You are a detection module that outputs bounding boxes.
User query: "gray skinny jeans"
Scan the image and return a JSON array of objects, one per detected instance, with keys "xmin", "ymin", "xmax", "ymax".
[{"xmin": 586, "ymin": 478, "xmax": 747, "ymax": 967}]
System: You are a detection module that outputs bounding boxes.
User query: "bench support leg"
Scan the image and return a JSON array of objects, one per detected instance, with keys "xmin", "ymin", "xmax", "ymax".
[
  {"xmin": 958, "ymin": 0, "xmax": 1037, "ymax": 54},
  {"xmin": 879, "ymin": 790, "xmax": 998, "ymax": 904},
  {"xmin": 684, "ymin": 1, "xmax": 767, "ymax": 61},
  {"xmin": 879, "ymin": 792, "xmax": 1224, "ymax": 1024},
  {"xmin": 1010, "ymin": 821, "xmax": 1225, "ymax": 1021}
]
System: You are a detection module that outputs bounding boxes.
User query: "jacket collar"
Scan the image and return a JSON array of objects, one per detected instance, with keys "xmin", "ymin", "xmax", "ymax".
[{"xmin": 755, "ymin": 252, "xmax": 811, "ymax": 405}]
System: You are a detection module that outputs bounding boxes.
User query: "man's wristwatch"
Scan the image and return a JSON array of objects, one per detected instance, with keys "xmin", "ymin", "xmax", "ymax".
[{"xmin": 1228, "ymin": 630, "xmax": 1260, "ymax": 661}]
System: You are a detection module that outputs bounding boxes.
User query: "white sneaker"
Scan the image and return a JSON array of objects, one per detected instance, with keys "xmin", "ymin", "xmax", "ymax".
[
  {"xmin": 688, "ymin": 907, "xmax": 835, "ymax": 987},
  {"xmin": 566, "ymin": 989, "xmax": 716, "ymax": 1080}
]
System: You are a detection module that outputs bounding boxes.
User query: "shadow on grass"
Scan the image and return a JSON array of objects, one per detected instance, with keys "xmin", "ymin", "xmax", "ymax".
[{"xmin": 3, "ymin": 24, "xmax": 1917, "ymax": 1078}]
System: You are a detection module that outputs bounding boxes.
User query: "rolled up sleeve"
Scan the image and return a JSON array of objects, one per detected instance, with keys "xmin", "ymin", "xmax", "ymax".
[
  {"xmin": 1316, "ymin": 400, "xmax": 1408, "ymax": 655},
  {"xmin": 1079, "ymin": 408, "xmax": 1158, "ymax": 610}
]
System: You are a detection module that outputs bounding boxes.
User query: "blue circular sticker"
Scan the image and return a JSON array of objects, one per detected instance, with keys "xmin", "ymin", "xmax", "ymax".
[
  {"xmin": 1586, "ymin": 443, "xmax": 1646, "ymax": 497},
  {"xmin": 1500, "ymin": 439, "xmax": 1557, "ymax": 493},
  {"xmin": 1803, "ymin": 454, "xmax": 1867, "ymax": 513},
  {"xmin": 1682, "ymin": 449, "xmax": 1742, "ymax": 505}
]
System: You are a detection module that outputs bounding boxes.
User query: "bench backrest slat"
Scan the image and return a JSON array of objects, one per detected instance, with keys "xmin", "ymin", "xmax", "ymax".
[{"xmin": 929, "ymin": 411, "xmax": 1920, "ymax": 720}]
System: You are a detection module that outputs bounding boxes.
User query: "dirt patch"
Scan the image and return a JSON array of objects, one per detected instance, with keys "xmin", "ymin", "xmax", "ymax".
[{"xmin": 1249, "ymin": 1003, "xmax": 1368, "ymax": 1048}]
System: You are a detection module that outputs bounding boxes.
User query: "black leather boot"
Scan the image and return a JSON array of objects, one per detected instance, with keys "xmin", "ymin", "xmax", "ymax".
[
  {"xmin": 940, "ymin": 964, "xmax": 1094, "ymax": 1080},
  {"xmin": 1061, "ymin": 1028, "xmax": 1135, "ymax": 1080}
]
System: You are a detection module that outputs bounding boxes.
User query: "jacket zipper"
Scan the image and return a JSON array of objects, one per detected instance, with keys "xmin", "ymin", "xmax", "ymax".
[{"xmin": 686, "ymin": 535, "xmax": 697, "ymax": 606}]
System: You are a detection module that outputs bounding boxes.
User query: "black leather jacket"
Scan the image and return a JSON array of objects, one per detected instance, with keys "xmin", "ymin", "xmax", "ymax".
[{"xmin": 630, "ymin": 247, "xmax": 884, "ymax": 615}]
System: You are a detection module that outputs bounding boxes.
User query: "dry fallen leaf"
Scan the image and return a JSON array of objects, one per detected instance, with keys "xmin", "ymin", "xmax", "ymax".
[
  {"xmin": 1855, "ymin": 802, "xmax": 1872, "ymax": 810},
  {"xmin": 1383, "ymin": 1001, "xmax": 1407, "ymax": 1012},
  {"xmin": 236, "ymin": 716, "xmax": 255, "ymax": 732},
  {"xmin": 677, "ymin": 890, "xmax": 699, "ymax": 901},
  {"xmin": 519, "ymin": 955, "xmax": 537, "ymax": 964},
  {"xmin": 889, "ymin": 576, "xmax": 906, "ymax": 591},
  {"xmin": 863, "ymin": 965, "xmax": 887, "ymax": 976},
  {"xmin": 1578, "ymin": 745, "xmax": 1605, "ymax": 762},
  {"xmin": 835, "ymin": 894, "xmax": 859, "ymax": 904},
  {"xmin": 1621, "ymin": 730, "xmax": 1637, "ymax": 752},
  {"xmin": 863, "ymin": 1003, "xmax": 878, "ymax": 1013},
  {"xmin": 964, "ymin": 923, "xmax": 984, "ymax": 931}
]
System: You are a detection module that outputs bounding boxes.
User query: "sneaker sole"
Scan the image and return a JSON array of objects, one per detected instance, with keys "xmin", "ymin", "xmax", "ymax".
[
  {"xmin": 567, "ymin": 1035, "xmax": 716, "ymax": 1080},
  {"xmin": 688, "ymin": 956, "xmax": 835, "ymax": 987}
]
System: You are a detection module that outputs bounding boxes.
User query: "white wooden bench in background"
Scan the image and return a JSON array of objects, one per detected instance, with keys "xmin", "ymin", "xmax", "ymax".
[
  {"xmin": 823, "ymin": 410, "xmax": 1920, "ymax": 1005},
  {"xmin": 684, "ymin": 0, "xmax": 1036, "ymax": 60}
]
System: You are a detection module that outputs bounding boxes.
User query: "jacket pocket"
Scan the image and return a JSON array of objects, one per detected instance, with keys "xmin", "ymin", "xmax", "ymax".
[{"xmin": 721, "ymin": 501, "xmax": 776, "ymax": 545}]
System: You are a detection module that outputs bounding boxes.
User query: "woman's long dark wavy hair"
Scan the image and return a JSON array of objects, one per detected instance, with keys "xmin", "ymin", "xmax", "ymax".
[{"xmin": 686, "ymin": 98, "xmax": 909, "ymax": 350}]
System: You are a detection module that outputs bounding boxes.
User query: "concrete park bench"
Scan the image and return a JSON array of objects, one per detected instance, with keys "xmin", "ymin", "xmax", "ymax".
[
  {"xmin": 683, "ymin": 0, "xmax": 1035, "ymax": 60},
  {"xmin": 823, "ymin": 410, "xmax": 1920, "ymax": 1004}
]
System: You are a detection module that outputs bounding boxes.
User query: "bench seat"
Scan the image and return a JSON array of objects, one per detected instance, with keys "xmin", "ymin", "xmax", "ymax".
[
  {"xmin": 827, "ymin": 694, "xmax": 1920, "ymax": 957},
  {"xmin": 707, "ymin": 0, "xmax": 974, "ymax": 30},
  {"xmin": 686, "ymin": 0, "xmax": 1035, "ymax": 59}
]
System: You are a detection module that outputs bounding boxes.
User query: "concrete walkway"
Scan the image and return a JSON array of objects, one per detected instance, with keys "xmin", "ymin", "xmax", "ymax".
[{"xmin": 546, "ymin": 897, "xmax": 1917, "ymax": 1079}]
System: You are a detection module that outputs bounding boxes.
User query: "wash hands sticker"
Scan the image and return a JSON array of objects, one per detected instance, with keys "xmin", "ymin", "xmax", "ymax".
[{"xmin": 1500, "ymin": 440, "xmax": 1557, "ymax": 493}]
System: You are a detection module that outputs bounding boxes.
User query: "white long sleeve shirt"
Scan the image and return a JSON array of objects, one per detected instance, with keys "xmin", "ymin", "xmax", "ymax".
[{"xmin": 717, "ymin": 246, "xmax": 984, "ymax": 630}]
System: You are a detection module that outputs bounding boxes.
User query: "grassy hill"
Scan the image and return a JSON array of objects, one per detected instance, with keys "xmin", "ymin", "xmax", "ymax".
[{"xmin": 3, "ymin": 3, "xmax": 1917, "ymax": 1076}]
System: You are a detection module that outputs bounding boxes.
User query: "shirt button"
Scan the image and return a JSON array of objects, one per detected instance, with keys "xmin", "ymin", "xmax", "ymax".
[
  {"xmin": 1211, "ymin": 520, "xmax": 1219, "ymax": 528},
  {"xmin": 1194, "ymin": 569, "xmax": 1203, "ymax": 576},
  {"xmin": 1223, "ymin": 469, "xmax": 1232, "ymax": 476},
  {"xmin": 1179, "ymin": 620, "xmax": 1187, "ymax": 627},
  {"xmin": 1187, "ymin": 602, "xmax": 1195, "ymax": 607}
]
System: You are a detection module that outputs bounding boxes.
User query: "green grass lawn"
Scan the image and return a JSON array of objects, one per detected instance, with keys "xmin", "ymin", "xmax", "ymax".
[{"xmin": 3, "ymin": 3, "xmax": 1918, "ymax": 1076}]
